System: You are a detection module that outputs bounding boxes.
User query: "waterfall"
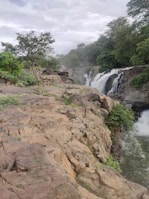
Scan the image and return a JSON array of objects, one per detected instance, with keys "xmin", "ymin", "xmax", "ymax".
[
  {"xmin": 91, "ymin": 69, "xmax": 119, "ymax": 93},
  {"xmin": 83, "ymin": 71, "xmax": 92, "ymax": 86},
  {"xmin": 133, "ymin": 110, "xmax": 149, "ymax": 136},
  {"xmin": 88, "ymin": 67, "xmax": 133, "ymax": 94},
  {"xmin": 107, "ymin": 72, "xmax": 124, "ymax": 95},
  {"xmin": 121, "ymin": 110, "xmax": 149, "ymax": 187}
]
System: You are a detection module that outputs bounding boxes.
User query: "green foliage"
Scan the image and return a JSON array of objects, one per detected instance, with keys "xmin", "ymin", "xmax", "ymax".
[
  {"xmin": 132, "ymin": 38, "xmax": 149, "ymax": 65},
  {"xmin": 0, "ymin": 70, "xmax": 18, "ymax": 83},
  {"xmin": 0, "ymin": 95, "xmax": 20, "ymax": 109},
  {"xmin": 16, "ymin": 31, "xmax": 54, "ymax": 59},
  {"xmin": 41, "ymin": 57, "xmax": 60, "ymax": 72},
  {"xmin": 127, "ymin": 0, "xmax": 149, "ymax": 25},
  {"xmin": 131, "ymin": 68, "xmax": 149, "ymax": 88},
  {"xmin": 17, "ymin": 70, "xmax": 38, "ymax": 86},
  {"xmin": 0, "ymin": 52, "xmax": 22, "ymax": 76},
  {"xmin": 105, "ymin": 155, "xmax": 121, "ymax": 172},
  {"xmin": 106, "ymin": 104, "xmax": 134, "ymax": 131},
  {"xmin": 63, "ymin": 96, "xmax": 77, "ymax": 107},
  {"xmin": 64, "ymin": 96, "xmax": 71, "ymax": 105},
  {"xmin": 1, "ymin": 42, "xmax": 17, "ymax": 55}
]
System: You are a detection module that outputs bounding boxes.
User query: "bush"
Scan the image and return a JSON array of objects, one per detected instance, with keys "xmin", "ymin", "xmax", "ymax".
[
  {"xmin": 0, "ymin": 52, "xmax": 22, "ymax": 76},
  {"xmin": 0, "ymin": 71, "xmax": 18, "ymax": 84},
  {"xmin": 0, "ymin": 95, "xmax": 20, "ymax": 109},
  {"xmin": 131, "ymin": 68, "xmax": 149, "ymax": 89},
  {"xmin": 105, "ymin": 155, "xmax": 121, "ymax": 172},
  {"xmin": 106, "ymin": 104, "xmax": 134, "ymax": 131},
  {"xmin": 17, "ymin": 70, "xmax": 38, "ymax": 86}
]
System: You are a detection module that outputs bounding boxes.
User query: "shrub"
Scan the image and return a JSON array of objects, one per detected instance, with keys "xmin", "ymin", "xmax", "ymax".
[
  {"xmin": 105, "ymin": 155, "xmax": 121, "ymax": 172},
  {"xmin": 0, "ymin": 95, "xmax": 20, "ymax": 109},
  {"xmin": 0, "ymin": 70, "xmax": 18, "ymax": 84},
  {"xmin": 106, "ymin": 104, "xmax": 134, "ymax": 131},
  {"xmin": 131, "ymin": 68, "xmax": 149, "ymax": 89},
  {"xmin": 17, "ymin": 70, "xmax": 38, "ymax": 86},
  {"xmin": 64, "ymin": 96, "xmax": 71, "ymax": 105},
  {"xmin": 0, "ymin": 52, "xmax": 22, "ymax": 76}
]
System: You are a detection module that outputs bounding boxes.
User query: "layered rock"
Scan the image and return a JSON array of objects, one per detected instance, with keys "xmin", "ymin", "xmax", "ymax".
[
  {"xmin": 0, "ymin": 82, "xmax": 148, "ymax": 199},
  {"xmin": 115, "ymin": 66, "xmax": 149, "ymax": 111}
]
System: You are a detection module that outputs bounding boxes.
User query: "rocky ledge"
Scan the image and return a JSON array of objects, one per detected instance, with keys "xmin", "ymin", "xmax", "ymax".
[
  {"xmin": 115, "ymin": 66, "xmax": 149, "ymax": 112},
  {"xmin": 0, "ymin": 76, "xmax": 149, "ymax": 199}
]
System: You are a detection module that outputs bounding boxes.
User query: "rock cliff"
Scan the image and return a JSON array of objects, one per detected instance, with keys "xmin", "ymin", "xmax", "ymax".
[
  {"xmin": 114, "ymin": 66, "xmax": 149, "ymax": 111},
  {"xmin": 0, "ymin": 77, "xmax": 148, "ymax": 199}
]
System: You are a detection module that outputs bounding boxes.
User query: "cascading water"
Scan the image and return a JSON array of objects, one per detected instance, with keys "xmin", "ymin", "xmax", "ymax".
[
  {"xmin": 121, "ymin": 110, "xmax": 149, "ymax": 187},
  {"xmin": 85, "ymin": 67, "xmax": 149, "ymax": 187},
  {"xmin": 88, "ymin": 67, "xmax": 132, "ymax": 94},
  {"xmin": 91, "ymin": 69, "xmax": 119, "ymax": 94},
  {"xmin": 83, "ymin": 71, "xmax": 92, "ymax": 86}
]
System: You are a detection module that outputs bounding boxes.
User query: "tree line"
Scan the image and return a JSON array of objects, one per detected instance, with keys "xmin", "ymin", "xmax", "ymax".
[
  {"xmin": 60, "ymin": 0, "xmax": 149, "ymax": 72},
  {"xmin": 0, "ymin": 31, "xmax": 59, "ymax": 85}
]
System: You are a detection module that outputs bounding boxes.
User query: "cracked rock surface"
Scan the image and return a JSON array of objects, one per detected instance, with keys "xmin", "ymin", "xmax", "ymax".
[{"xmin": 0, "ymin": 81, "xmax": 148, "ymax": 199}]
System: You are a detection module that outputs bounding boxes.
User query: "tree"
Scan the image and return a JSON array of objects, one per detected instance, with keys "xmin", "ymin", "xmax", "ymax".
[
  {"xmin": 1, "ymin": 42, "xmax": 17, "ymax": 55},
  {"xmin": 127, "ymin": 0, "xmax": 149, "ymax": 25},
  {"xmin": 131, "ymin": 38, "xmax": 149, "ymax": 64},
  {"xmin": 40, "ymin": 57, "xmax": 60, "ymax": 72},
  {"xmin": 16, "ymin": 31, "xmax": 55, "ymax": 61},
  {"xmin": 0, "ymin": 52, "xmax": 22, "ymax": 76},
  {"xmin": 14, "ymin": 31, "xmax": 55, "ymax": 82},
  {"xmin": 97, "ymin": 18, "xmax": 130, "ymax": 71},
  {"xmin": 114, "ymin": 24, "xmax": 138, "ymax": 66}
]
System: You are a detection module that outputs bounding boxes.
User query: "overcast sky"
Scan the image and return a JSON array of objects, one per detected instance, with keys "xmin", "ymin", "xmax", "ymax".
[{"xmin": 0, "ymin": 0, "xmax": 129, "ymax": 54}]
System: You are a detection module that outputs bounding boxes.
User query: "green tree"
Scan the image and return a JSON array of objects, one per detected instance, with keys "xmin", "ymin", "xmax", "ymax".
[
  {"xmin": 16, "ymin": 31, "xmax": 54, "ymax": 63},
  {"xmin": 1, "ymin": 42, "xmax": 17, "ymax": 55},
  {"xmin": 41, "ymin": 57, "xmax": 60, "ymax": 72},
  {"xmin": 114, "ymin": 25, "xmax": 138, "ymax": 66},
  {"xmin": 0, "ymin": 52, "xmax": 22, "ymax": 75},
  {"xmin": 127, "ymin": 0, "xmax": 149, "ymax": 25},
  {"xmin": 131, "ymin": 38, "xmax": 149, "ymax": 64},
  {"xmin": 15, "ymin": 31, "xmax": 55, "ymax": 81}
]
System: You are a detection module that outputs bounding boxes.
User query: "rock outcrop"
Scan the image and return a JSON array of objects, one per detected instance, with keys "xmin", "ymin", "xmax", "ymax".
[
  {"xmin": 115, "ymin": 66, "xmax": 149, "ymax": 111},
  {"xmin": 0, "ymin": 81, "xmax": 148, "ymax": 199}
]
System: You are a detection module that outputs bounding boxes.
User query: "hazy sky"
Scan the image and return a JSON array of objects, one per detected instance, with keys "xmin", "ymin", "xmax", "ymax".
[{"xmin": 0, "ymin": 0, "xmax": 129, "ymax": 54}]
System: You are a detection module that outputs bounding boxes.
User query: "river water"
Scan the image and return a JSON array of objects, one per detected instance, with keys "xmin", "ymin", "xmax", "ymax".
[
  {"xmin": 120, "ymin": 110, "xmax": 149, "ymax": 188},
  {"xmin": 85, "ymin": 70, "xmax": 149, "ymax": 187}
]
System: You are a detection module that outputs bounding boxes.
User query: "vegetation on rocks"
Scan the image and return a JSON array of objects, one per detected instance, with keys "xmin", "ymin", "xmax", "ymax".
[
  {"xmin": 106, "ymin": 104, "xmax": 134, "ymax": 132},
  {"xmin": 0, "ymin": 31, "xmax": 59, "ymax": 86},
  {"xmin": 131, "ymin": 67, "xmax": 149, "ymax": 89},
  {"xmin": 105, "ymin": 155, "xmax": 121, "ymax": 173},
  {"xmin": 0, "ymin": 95, "xmax": 20, "ymax": 109}
]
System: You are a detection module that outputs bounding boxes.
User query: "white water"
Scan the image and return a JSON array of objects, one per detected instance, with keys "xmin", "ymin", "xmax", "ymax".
[
  {"xmin": 89, "ymin": 67, "xmax": 133, "ymax": 94},
  {"xmin": 91, "ymin": 69, "xmax": 119, "ymax": 93},
  {"xmin": 107, "ymin": 72, "xmax": 124, "ymax": 95},
  {"xmin": 133, "ymin": 110, "xmax": 149, "ymax": 136},
  {"xmin": 121, "ymin": 110, "xmax": 149, "ymax": 187},
  {"xmin": 84, "ymin": 71, "xmax": 92, "ymax": 86}
]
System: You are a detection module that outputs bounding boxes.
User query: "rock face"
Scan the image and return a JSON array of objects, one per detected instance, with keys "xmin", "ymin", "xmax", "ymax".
[
  {"xmin": 115, "ymin": 66, "xmax": 149, "ymax": 111},
  {"xmin": 0, "ymin": 81, "xmax": 148, "ymax": 199}
]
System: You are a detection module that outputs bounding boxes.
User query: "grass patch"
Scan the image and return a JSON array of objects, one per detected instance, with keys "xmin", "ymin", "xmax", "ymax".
[
  {"xmin": 64, "ymin": 96, "xmax": 78, "ymax": 107},
  {"xmin": 32, "ymin": 86, "xmax": 49, "ymax": 96},
  {"xmin": 64, "ymin": 96, "xmax": 71, "ymax": 105},
  {"xmin": 16, "ymin": 70, "xmax": 38, "ymax": 87},
  {"xmin": 105, "ymin": 155, "xmax": 121, "ymax": 173},
  {"xmin": 0, "ymin": 95, "xmax": 20, "ymax": 109}
]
